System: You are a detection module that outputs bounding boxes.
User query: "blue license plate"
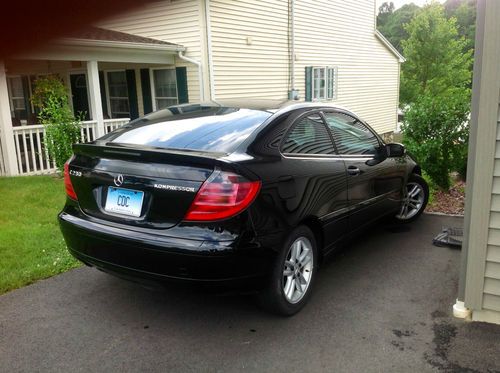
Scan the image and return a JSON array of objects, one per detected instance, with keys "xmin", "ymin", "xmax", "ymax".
[{"xmin": 104, "ymin": 187, "xmax": 144, "ymax": 217}]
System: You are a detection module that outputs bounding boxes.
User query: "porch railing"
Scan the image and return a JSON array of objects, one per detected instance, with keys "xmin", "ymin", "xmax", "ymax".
[{"xmin": 11, "ymin": 118, "xmax": 130, "ymax": 175}]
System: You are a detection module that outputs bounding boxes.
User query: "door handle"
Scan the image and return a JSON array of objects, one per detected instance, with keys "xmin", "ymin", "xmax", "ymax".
[{"xmin": 347, "ymin": 166, "xmax": 361, "ymax": 176}]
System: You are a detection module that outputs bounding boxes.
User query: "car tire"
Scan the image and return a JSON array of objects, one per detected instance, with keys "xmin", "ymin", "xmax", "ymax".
[
  {"xmin": 258, "ymin": 225, "xmax": 318, "ymax": 316},
  {"xmin": 394, "ymin": 173, "xmax": 429, "ymax": 223}
]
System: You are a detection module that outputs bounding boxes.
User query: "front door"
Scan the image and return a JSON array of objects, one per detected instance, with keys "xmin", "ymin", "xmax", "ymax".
[
  {"xmin": 70, "ymin": 74, "xmax": 90, "ymax": 120},
  {"xmin": 322, "ymin": 111, "xmax": 406, "ymax": 229}
]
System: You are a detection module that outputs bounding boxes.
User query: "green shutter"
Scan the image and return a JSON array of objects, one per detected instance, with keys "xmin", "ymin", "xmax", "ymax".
[
  {"xmin": 125, "ymin": 69, "xmax": 139, "ymax": 119},
  {"xmin": 175, "ymin": 67, "xmax": 189, "ymax": 104},
  {"xmin": 305, "ymin": 67, "xmax": 313, "ymax": 102},
  {"xmin": 140, "ymin": 69, "xmax": 153, "ymax": 114},
  {"xmin": 98, "ymin": 71, "xmax": 108, "ymax": 118}
]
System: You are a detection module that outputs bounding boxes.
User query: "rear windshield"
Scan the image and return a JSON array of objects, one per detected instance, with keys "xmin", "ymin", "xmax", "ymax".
[{"xmin": 106, "ymin": 106, "xmax": 271, "ymax": 154}]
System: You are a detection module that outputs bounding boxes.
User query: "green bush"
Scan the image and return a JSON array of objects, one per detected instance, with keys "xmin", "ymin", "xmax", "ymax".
[
  {"xmin": 402, "ymin": 89, "xmax": 469, "ymax": 189},
  {"xmin": 31, "ymin": 75, "xmax": 81, "ymax": 172}
]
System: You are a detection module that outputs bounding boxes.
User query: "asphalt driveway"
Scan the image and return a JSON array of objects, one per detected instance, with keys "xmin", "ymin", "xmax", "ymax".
[{"xmin": 1, "ymin": 214, "xmax": 499, "ymax": 372}]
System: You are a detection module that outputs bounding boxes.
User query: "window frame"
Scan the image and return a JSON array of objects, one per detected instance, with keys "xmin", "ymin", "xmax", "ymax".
[
  {"xmin": 150, "ymin": 67, "xmax": 179, "ymax": 111},
  {"xmin": 311, "ymin": 66, "xmax": 338, "ymax": 102},
  {"xmin": 279, "ymin": 110, "xmax": 337, "ymax": 158},
  {"xmin": 6, "ymin": 75, "xmax": 26, "ymax": 117},
  {"xmin": 104, "ymin": 69, "xmax": 130, "ymax": 119},
  {"xmin": 321, "ymin": 110, "xmax": 384, "ymax": 157}
]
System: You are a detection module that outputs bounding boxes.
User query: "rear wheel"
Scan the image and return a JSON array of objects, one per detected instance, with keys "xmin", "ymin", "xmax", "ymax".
[
  {"xmin": 394, "ymin": 173, "xmax": 429, "ymax": 223},
  {"xmin": 258, "ymin": 226, "xmax": 317, "ymax": 316}
]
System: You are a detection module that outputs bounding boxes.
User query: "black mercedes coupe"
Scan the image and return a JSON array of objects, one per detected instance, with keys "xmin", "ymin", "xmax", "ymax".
[{"xmin": 59, "ymin": 103, "xmax": 428, "ymax": 315}]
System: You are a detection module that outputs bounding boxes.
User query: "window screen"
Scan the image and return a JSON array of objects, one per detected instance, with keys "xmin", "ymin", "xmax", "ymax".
[
  {"xmin": 281, "ymin": 114, "xmax": 335, "ymax": 155},
  {"xmin": 323, "ymin": 112, "xmax": 380, "ymax": 155},
  {"xmin": 153, "ymin": 69, "xmax": 178, "ymax": 109},
  {"xmin": 107, "ymin": 71, "xmax": 130, "ymax": 118}
]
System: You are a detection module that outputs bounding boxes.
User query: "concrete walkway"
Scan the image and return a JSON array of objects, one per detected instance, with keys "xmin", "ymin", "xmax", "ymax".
[{"xmin": 1, "ymin": 214, "xmax": 499, "ymax": 372}]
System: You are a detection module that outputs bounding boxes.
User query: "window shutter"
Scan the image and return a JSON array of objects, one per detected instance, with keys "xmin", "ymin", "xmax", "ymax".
[
  {"xmin": 98, "ymin": 71, "xmax": 108, "ymax": 117},
  {"xmin": 140, "ymin": 69, "xmax": 153, "ymax": 114},
  {"xmin": 125, "ymin": 69, "xmax": 139, "ymax": 119},
  {"xmin": 305, "ymin": 67, "xmax": 312, "ymax": 102},
  {"xmin": 175, "ymin": 67, "xmax": 189, "ymax": 104}
]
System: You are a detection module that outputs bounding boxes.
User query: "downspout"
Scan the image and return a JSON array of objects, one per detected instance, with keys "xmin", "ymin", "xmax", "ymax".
[
  {"xmin": 289, "ymin": 0, "xmax": 298, "ymax": 100},
  {"xmin": 291, "ymin": 0, "xmax": 295, "ymax": 94},
  {"xmin": 178, "ymin": 51, "xmax": 205, "ymax": 102},
  {"xmin": 205, "ymin": 0, "xmax": 216, "ymax": 101}
]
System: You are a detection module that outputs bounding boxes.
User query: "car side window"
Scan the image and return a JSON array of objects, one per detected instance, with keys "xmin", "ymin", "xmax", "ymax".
[
  {"xmin": 281, "ymin": 114, "xmax": 335, "ymax": 155},
  {"xmin": 323, "ymin": 112, "xmax": 380, "ymax": 155}
]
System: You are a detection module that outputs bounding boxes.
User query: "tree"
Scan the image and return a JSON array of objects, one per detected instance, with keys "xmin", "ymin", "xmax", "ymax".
[
  {"xmin": 31, "ymin": 75, "xmax": 81, "ymax": 172},
  {"xmin": 377, "ymin": 3, "xmax": 421, "ymax": 54},
  {"xmin": 400, "ymin": 2, "xmax": 472, "ymax": 105},
  {"xmin": 377, "ymin": 2, "xmax": 395, "ymax": 28},
  {"xmin": 445, "ymin": 0, "xmax": 476, "ymax": 53},
  {"xmin": 400, "ymin": 3, "xmax": 473, "ymax": 188}
]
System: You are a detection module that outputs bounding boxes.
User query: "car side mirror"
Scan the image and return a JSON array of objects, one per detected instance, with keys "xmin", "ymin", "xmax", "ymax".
[{"xmin": 386, "ymin": 143, "xmax": 406, "ymax": 157}]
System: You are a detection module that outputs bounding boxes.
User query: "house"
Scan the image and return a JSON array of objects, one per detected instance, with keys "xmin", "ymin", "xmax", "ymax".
[
  {"xmin": 0, "ymin": 0, "xmax": 404, "ymax": 176},
  {"xmin": 454, "ymin": 0, "xmax": 500, "ymax": 325}
]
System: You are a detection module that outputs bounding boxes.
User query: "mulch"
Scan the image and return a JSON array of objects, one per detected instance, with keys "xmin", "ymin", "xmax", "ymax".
[{"xmin": 425, "ymin": 181, "xmax": 465, "ymax": 216}]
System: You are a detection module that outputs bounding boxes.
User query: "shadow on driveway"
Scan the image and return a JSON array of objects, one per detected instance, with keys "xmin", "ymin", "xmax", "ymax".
[{"xmin": 1, "ymin": 214, "xmax": 499, "ymax": 372}]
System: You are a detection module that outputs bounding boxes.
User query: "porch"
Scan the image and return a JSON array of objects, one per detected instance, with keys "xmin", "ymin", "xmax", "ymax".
[{"xmin": 0, "ymin": 27, "xmax": 197, "ymax": 176}]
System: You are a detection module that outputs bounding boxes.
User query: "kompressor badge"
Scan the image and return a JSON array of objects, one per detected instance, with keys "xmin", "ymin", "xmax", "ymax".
[{"xmin": 153, "ymin": 184, "xmax": 196, "ymax": 193}]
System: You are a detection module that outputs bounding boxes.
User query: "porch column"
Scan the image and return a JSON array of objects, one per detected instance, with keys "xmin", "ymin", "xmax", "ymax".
[
  {"xmin": 86, "ymin": 61, "xmax": 105, "ymax": 138},
  {"xmin": 0, "ymin": 61, "xmax": 18, "ymax": 176}
]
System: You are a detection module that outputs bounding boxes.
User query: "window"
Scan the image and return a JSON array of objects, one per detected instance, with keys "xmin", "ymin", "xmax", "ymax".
[
  {"xmin": 109, "ymin": 107, "xmax": 270, "ymax": 154},
  {"xmin": 310, "ymin": 67, "xmax": 337, "ymax": 101},
  {"xmin": 323, "ymin": 112, "xmax": 380, "ymax": 155},
  {"xmin": 281, "ymin": 114, "xmax": 335, "ymax": 155},
  {"xmin": 7, "ymin": 76, "xmax": 27, "ymax": 119},
  {"xmin": 152, "ymin": 69, "xmax": 178, "ymax": 110},
  {"xmin": 106, "ymin": 71, "xmax": 130, "ymax": 118}
]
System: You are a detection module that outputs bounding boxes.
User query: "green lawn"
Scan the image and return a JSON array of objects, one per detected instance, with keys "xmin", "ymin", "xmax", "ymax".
[{"xmin": 0, "ymin": 176, "xmax": 80, "ymax": 294}]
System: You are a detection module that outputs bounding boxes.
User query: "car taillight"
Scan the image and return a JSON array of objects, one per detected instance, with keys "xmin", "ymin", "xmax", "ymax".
[
  {"xmin": 64, "ymin": 161, "xmax": 78, "ymax": 201},
  {"xmin": 184, "ymin": 170, "xmax": 261, "ymax": 222}
]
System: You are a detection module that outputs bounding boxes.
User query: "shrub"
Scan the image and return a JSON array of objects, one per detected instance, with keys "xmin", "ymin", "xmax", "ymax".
[
  {"xmin": 402, "ymin": 89, "xmax": 470, "ymax": 190},
  {"xmin": 31, "ymin": 75, "xmax": 81, "ymax": 172}
]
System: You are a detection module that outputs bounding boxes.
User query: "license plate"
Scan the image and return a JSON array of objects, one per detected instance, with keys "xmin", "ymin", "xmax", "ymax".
[{"xmin": 104, "ymin": 187, "xmax": 144, "ymax": 217}]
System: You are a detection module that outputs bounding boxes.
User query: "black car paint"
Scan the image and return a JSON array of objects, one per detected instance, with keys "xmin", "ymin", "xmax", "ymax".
[{"xmin": 59, "ymin": 103, "xmax": 418, "ymax": 285}]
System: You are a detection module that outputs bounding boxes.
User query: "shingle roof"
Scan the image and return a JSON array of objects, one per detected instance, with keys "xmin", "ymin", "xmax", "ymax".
[{"xmin": 68, "ymin": 26, "xmax": 178, "ymax": 46}]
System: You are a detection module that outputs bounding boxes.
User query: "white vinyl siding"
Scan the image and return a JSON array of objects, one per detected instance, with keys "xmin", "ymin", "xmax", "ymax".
[
  {"xmin": 485, "ymin": 102, "xmax": 500, "ymax": 313},
  {"xmin": 209, "ymin": 0, "xmax": 289, "ymax": 101},
  {"xmin": 209, "ymin": 0, "xmax": 399, "ymax": 134},
  {"xmin": 100, "ymin": 0, "xmax": 202, "ymax": 102},
  {"xmin": 294, "ymin": 0, "xmax": 399, "ymax": 134}
]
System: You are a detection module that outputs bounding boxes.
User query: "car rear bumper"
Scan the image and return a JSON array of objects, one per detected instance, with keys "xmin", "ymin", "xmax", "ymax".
[{"xmin": 59, "ymin": 212, "xmax": 274, "ymax": 285}]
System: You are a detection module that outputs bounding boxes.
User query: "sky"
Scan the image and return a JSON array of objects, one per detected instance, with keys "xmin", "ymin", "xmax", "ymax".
[{"xmin": 375, "ymin": 0, "xmax": 445, "ymax": 11}]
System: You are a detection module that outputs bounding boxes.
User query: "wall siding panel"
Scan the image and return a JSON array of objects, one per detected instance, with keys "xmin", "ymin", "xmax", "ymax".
[
  {"xmin": 484, "ymin": 106, "xmax": 500, "ymax": 316},
  {"xmin": 209, "ymin": 0, "xmax": 400, "ymax": 134}
]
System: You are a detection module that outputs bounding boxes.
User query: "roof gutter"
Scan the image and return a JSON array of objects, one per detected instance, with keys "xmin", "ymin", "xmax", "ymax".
[
  {"xmin": 58, "ymin": 38, "xmax": 186, "ymax": 52},
  {"xmin": 374, "ymin": 30, "xmax": 405, "ymax": 63},
  {"xmin": 178, "ymin": 51, "xmax": 205, "ymax": 101}
]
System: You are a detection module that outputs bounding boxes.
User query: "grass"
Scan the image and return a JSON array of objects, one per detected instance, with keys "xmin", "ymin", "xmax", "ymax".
[{"xmin": 0, "ymin": 175, "xmax": 80, "ymax": 294}]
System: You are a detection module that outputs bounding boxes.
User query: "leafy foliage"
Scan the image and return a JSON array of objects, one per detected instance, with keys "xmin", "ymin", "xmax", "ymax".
[
  {"xmin": 402, "ymin": 89, "xmax": 470, "ymax": 190},
  {"xmin": 400, "ymin": 3, "xmax": 472, "ymax": 189},
  {"xmin": 377, "ymin": 3, "xmax": 421, "ymax": 54},
  {"xmin": 31, "ymin": 76, "xmax": 81, "ymax": 172},
  {"xmin": 400, "ymin": 3, "xmax": 472, "ymax": 105}
]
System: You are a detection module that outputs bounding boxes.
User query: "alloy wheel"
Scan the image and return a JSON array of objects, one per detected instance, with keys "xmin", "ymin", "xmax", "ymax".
[
  {"xmin": 396, "ymin": 182, "xmax": 425, "ymax": 220},
  {"xmin": 282, "ymin": 237, "xmax": 314, "ymax": 304}
]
